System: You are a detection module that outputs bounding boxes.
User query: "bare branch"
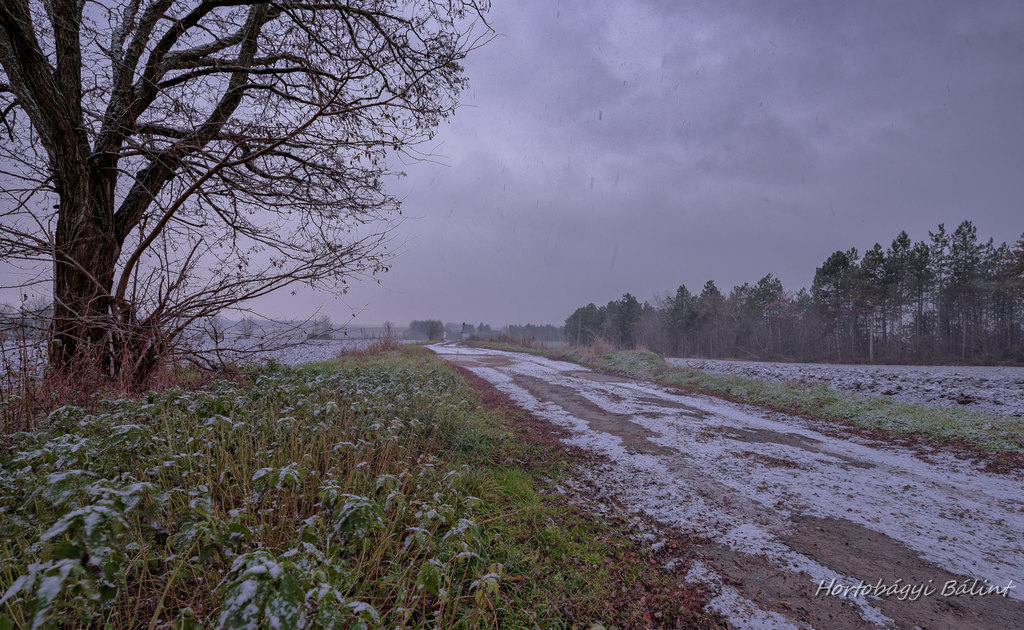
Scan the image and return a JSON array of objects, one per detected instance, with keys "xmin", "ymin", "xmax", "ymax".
[{"xmin": 1, "ymin": 0, "xmax": 492, "ymax": 385}]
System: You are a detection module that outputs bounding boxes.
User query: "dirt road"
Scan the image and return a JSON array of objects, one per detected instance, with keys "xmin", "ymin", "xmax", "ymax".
[{"xmin": 432, "ymin": 344, "xmax": 1024, "ymax": 629}]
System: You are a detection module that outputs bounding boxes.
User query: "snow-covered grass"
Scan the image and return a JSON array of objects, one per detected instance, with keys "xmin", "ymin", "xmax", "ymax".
[
  {"xmin": 0, "ymin": 328, "xmax": 410, "ymax": 374},
  {"xmin": 656, "ymin": 362, "xmax": 1024, "ymax": 456},
  {"xmin": 189, "ymin": 337, "xmax": 414, "ymax": 367}
]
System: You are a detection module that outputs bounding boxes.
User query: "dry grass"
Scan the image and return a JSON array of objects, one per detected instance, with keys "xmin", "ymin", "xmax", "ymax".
[
  {"xmin": 1, "ymin": 334, "xmax": 223, "ymax": 434},
  {"xmin": 335, "ymin": 324, "xmax": 406, "ymax": 358}
]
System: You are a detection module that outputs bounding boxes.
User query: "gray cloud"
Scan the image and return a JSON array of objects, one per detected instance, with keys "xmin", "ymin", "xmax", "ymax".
[
  {"xmin": 5, "ymin": 0, "xmax": 1008, "ymax": 328},
  {"xmin": 306, "ymin": 0, "xmax": 1024, "ymax": 328}
]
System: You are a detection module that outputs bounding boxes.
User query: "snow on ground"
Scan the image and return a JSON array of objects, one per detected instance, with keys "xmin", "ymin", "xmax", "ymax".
[
  {"xmin": 188, "ymin": 336, "xmax": 403, "ymax": 367},
  {"xmin": 668, "ymin": 357, "xmax": 1024, "ymax": 418},
  {"xmin": 0, "ymin": 336, "xmax": 408, "ymax": 372},
  {"xmin": 433, "ymin": 343, "xmax": 1024, "ymax": 629},
  {"xmin": 0, "ymin": 339, "xmax": 47, "ymax": 374}
]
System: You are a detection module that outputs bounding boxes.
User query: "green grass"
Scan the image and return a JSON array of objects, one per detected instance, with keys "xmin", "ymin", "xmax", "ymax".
[
  {"xmin": 0, "ymin": 346, "xmax": 723, "ymax": 629},
  {"xmin": 473, "ymin": 341, "xmax": 1024, "ymax": 459}
]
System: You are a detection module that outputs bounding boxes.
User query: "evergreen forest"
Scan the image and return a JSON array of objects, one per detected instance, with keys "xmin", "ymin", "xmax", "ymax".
[{"xmin": 565, "ymin": 221, "xmax": 1024, "ymax": 364}]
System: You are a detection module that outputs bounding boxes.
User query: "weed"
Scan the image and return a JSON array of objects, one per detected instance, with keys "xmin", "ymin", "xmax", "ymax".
[{"xmin": 1, "ymin": 349, "xmax": 504, "ymax": 627}]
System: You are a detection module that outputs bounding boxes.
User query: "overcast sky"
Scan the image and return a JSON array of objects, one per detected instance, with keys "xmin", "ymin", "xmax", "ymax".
[
  {"xmin": 12, "ymin": 0, "xmax": 1022, "ymax": 329},
  {"xmin": 296, "ymin": 0, "xmax": 1023, "ymax": 328}
]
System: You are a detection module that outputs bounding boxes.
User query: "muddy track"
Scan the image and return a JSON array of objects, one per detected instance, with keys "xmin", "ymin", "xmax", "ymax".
[{"xmin": 435, "ymin": 344, "xmax": 1024, "ymax": 629}]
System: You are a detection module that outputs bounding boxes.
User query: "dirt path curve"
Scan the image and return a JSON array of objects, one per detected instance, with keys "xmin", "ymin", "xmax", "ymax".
[{"xmin": 432, "ymin": 344, "xmax": 1024, "ymax": 629}]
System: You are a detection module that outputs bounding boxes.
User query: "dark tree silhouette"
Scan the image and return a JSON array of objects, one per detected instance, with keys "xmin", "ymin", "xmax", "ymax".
[{"xmin": 0, "ymin": 0, "xmax": 490, "ymax": 387}]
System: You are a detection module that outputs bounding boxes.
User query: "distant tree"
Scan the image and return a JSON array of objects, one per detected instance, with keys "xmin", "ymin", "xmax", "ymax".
[
  {"xmin": 409, "ymin": 319, "xmax": 444, "ymax": 341},
  {"xmin": 565, "ymin": 303, "xmax": 605, "ymax": 346},
  {"xmin": 906, "ymin": 240, "xmax": 933, "ymax": 355},
  {"xmin": 695, "ymin": 280, "xmax": 726, "ymax": 357},
  {"xmin": 307, "ymin": 315, "xmax": 333, "ymax": 340},
  {"xmin": 947, "ymin": 221, "xmax": 983, "ymax": 359},
  {"xmin": 610, "ymin": 293, "xmax": 642, "ymax": 349},
  {"xmin": 929, "ymin": 224, "xmax": 952, "ymax": 355},
  {"xmin": 728, "ymin": 282, "xmax": 754, "ymax": 356},
  {"xmin": 665, "ymin": 285, "xmax": 697, "ymax": 356},
  {"xmin": 203, "ymin": 317, "xmax": 226, "ymax": 346},
  {"xmin": 884, "ymin": 231, "xmax": 913, "ymax": 361},
  {"xmin": 983, "ymin": 240, "xmax": 1014, "ymax": 358},
  {"xmin": 0, "ymin": 296, "xmax": 51, "ymax": 343},
  {"xmin": 635, "ymin": 299, "xmax": 666, "ymax": 353},
  {"xmin": 506, "ymin": 323, "xmax": 564, "ymax": 342},
  {"xmin": 238, "ymin": 316, "xmax": 258, "ymax": 340},
  {"xmin": 564, "ymin": 221, "xmax": 1022, "ymax": 364},
  {"xmin": 791, "ymin": 288, "xmax": 820, "ymax": 360},
  {"xmin": 812, "ymin": 249, "xmax": 859, "ymax": 360},
  {"xmin": 1003, "ymin": 235, "xmax": 1024, "ymax": 357},
  {"xmin": 859, "ymin": 244, "xmax": 887, "ymax": 361},
  {"xmin": 749, "ymin": 274, "xmax": 786, "ymax": 358}
]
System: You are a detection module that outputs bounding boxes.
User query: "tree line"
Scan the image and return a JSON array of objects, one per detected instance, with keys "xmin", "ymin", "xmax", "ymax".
[{"xmin": 565, "ymin": 221, "xmax": 1024, "ymax": 364}]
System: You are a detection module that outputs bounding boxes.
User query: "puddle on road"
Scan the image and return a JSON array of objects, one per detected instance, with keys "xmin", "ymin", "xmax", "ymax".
[
  {"xmin": 722, "ymin": 426, "xmax": 822, "ymax": 448},
  {"xmin": 736, "ymin": 450, "xmax": 807, "ymax": 470},
  {"xmin": 511, "ymin": 374, "xmax": 676, "ymax": 456}
]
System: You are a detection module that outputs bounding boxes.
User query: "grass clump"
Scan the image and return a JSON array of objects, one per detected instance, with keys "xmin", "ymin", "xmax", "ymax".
[
  {"xmin": 542, "ymin": 346, "xmax": 664, "ymax": 381},
  {"xmin": 1, "ymin": 346, "xmax": 722, "ymax": 628}
]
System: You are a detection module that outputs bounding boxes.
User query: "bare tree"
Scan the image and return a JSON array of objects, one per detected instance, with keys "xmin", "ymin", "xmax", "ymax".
[
  {"xmin": 0, "ymin": 0, "xmax": 489, "ymax": 388},
  {"xmin": 306, "ymin": 314, "xmax": 332, "ymax": 340},
  {"xmin": 238, "ymin": 315, "xmax": 257, "ymax": 339}
]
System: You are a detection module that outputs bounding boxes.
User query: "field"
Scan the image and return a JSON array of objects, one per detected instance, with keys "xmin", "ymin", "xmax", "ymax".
[{"xmin": 667, "ymin": 358, "xmax": 1024, "ymax": 418}]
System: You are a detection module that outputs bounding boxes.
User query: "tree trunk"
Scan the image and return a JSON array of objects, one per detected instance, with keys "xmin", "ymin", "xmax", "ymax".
[
  {"xmin": 49, "ymin": 174, "xmax": 122, "ymax": 376},
  {"xmin": 869, "ymin": 311, "xmax": 874, "ymax": 363},
  {"xmin": 961, "ymin": 307, "xmax": 967, "ymax": 361}
]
